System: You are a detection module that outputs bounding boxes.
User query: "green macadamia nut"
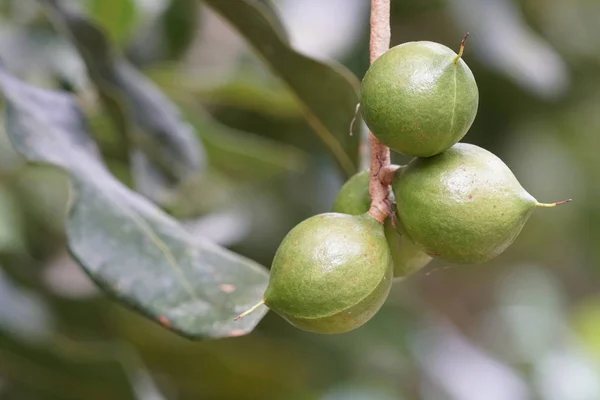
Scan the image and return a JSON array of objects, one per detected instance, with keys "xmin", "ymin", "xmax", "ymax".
[
  {"xmin": 332, "ymin": 169, "xmax": 432, "ymax": 279},
  {"xmin": 393, "ymin": 143, "xmax": 566, "ymax": 265},
  {"xmin": 361, "ymin": 41, "xmax": 479, "ymax": 157},
  {"xmin": 264, "ymin": 213, "xmax": 393, "ymax": 334}
]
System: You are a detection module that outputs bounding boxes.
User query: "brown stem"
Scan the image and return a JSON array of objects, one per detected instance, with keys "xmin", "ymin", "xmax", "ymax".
[
  {"xmin": 367, "ymin": 0, "xmax": 392, "ymax": 224},
  {"xmin": 380, "ymin": 165, "xmax": 400, "ymax": 186}
]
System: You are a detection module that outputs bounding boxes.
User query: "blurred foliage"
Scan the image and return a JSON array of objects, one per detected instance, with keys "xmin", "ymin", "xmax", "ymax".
[
  {"xmin": 0, "ymin": 62, "xmax": 269, "ymax": 339},
  {"xmin": 0, "ymin": 0, "xmax": 597, "ymax": 399}
]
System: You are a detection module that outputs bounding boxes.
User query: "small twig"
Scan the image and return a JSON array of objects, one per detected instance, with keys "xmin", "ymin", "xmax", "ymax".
[{"xmin": 367, "ymin": 0, "xmax": 392, "ymax": 224}]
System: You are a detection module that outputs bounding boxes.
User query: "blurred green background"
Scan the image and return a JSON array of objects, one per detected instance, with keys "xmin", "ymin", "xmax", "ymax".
[{"xmin": 0, "ymin": 0, "xmax": 598, "ymax": 399}]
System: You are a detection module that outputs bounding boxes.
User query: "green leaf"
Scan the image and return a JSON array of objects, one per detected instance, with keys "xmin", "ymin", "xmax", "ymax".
[
  {"xmin": 127, "ymin": 0, "xmax": 200, "ymax": 66},
  {"xmin": 162, "ymin": 0, "xmax": 200, "ymax": 60},
  {"xmin": 144, "ymin": 62, "xmax": 302, "ymax": 118},
  {"xmin": 203, "ymin": 0, "xmax": 361, "ymax": 178},
  {"xmin": 186, "ymin": 108, "xmax": 308, "ymax": 180},
  {"xmin": 0, "ymin": 64, "xmax": 269, "ymax": 339},
  {"xmin": 253, "ymin": 0, "xmax": 289, "ymax": 42},
  {"xmin": 89, "ymin": 0, "xmax": 137, "ymax": 46},
  {"xmin": 41, "ymin": 0, "xmax": 206, "ymax": 201},
  {"xmin": 196, "ymin": 75, "xmax": 302, "ymax": 119},
  {"xmin": 0, "ymin": 185, "xmax": 27, "ymax": 255},
  {"xmin": 143, "ymin": 65, "xmax": 309, "ymax": 179}
]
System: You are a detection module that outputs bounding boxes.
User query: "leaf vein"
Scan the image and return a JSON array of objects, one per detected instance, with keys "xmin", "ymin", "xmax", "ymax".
[{"xmin": 111, "ymin": 197, "xmax": 199, "ymax": 303}]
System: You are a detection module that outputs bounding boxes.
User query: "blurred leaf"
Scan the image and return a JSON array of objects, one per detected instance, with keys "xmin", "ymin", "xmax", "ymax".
[
  {"xmin": 10, "ymin": 165, "xmax": 70, "ymax": 261},
  {"xmin": 0, "ymin": 333, "xmax": 136, "ymax": 400},
  {"xmin": 145, "ymin": 62, "xmax": 301, "ymax": 118},
  {"xmin": 128, "ymin": 0, "xmax": 200, "ymax": 66},
  {"xmin": 164, "ymin": 170, "xmax": 239, "ymax": 219},
  {"xmin": 198, "ymin": 75, "xmax": 301, "ymax": 118},
  {"xmin": 162, "ymin": 0, "xmax": 199, "ymax": 61},
  {"xmin": 254, "ymin": 0, "xmax": 289, "ymax": 42},
  {"xmin": 110, "ymin": 306, "xmax": 323, "ymax": 400},
  {"xmin": 0, "ymin": 330, "xmax": 166, "ymax": 400},
  {"xmin": 89, "ymin": 0, "xmax": 137, "ymax": 46},
  {"xmin": 0, "ymin": 24, "xmax": 81, "ymax": 87},
  {"xmin": 41, "ymin": 0, "xmax": 206, "ymax": 202},
  {"xmin": 0, "ymin": 269, "xmax": 52, "ymax": 341},
  {"xmin": 0, "ymin": 116, "xmax": 22, "ymax": 170},
  {"xmin": 144, "ymin": 66, "xmax": 308, "ymax": 179},
  {"xmin": 204, "ymin": 0, "xmax": 361, "ymax": 178},
  {"xmin": 0, "ymin": 185, "xmax": 27, "ymax": 256},
  {"xmin": 0, "ymin": 64, "xmax": 269, "ymax": 339},
  {"xmin": 86, "ymin": 108, "xmax": 135, "ymax": 186},
  {"xmin": 188, "ymin": 109, "xmax": 308, "ymax": 179}
]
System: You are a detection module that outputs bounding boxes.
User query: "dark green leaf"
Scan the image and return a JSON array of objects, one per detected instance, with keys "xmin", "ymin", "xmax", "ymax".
[
  {"xmin": 89, "ymin": 0, "xmax": 138, "ymax": 46},
  {"xmin": 41, "ymin": 0, "xmax": 206, "ymax": 201},
  {"xmin": 0, "ymin": 64, "xmax": 269, "ymax": 339},
  {"xmin": 203, "ymin": 0, "xmax": 361, "ymax": 178},
  {"xmin": 127, "ymin": 0, "xmax": 200, "ymax": 66},
  {"xmin": 253, "ymin": 0, "xmax": 289, "ymax": 42},
  {"xmin": 162, "ymin": 0, "xmax": 200, "ymax": 60}
]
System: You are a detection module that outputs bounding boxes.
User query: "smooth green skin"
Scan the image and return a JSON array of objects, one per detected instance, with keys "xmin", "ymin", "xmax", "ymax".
[
  {"xmin": 384, "ymin": 218, "xmax": 433, "ymax": 279},
  {"xmin": 361, "ymin": 41, "xmax": 479, "ymax": 157},
  {"xmin": 393, "ymin": 143, "xmax": 538, "ymax": 265},
  {"xmin": 332, "ymin": 169, "xmax": 374, "ymax": 216},
  {"xmin": 264, "ymin": 213, "xmax": 393, "ymax": 334},
  {"xmin": 332, "ymin": 169, "xmax": 432, "ymax": 279}
]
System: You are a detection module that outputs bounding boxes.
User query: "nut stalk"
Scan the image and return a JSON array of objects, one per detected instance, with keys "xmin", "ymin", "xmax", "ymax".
[{"xmin": 367, "ymin": 0, "xmax": 392, "ymax": 224}]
